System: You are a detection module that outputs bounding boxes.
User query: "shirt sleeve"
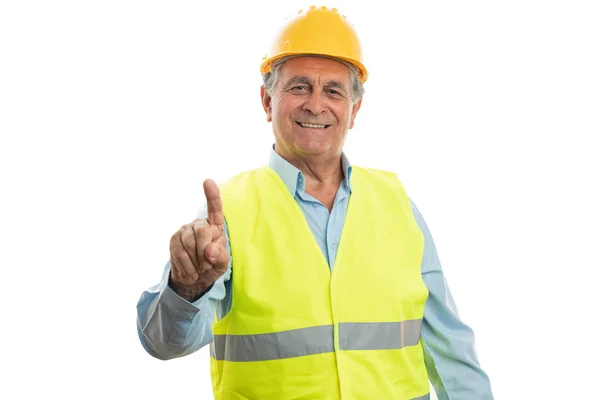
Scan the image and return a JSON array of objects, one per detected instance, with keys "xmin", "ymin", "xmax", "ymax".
[
  {"xmin": 136, "ymin": 206, "xmax": 233, "ymax": 360},
  {"xmin": 410, "ymin": 200, "xmax": 494, "ymax": 400}
]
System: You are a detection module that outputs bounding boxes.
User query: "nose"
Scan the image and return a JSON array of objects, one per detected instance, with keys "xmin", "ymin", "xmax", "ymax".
[{"xmin": 302, "ymin": 89, "xmax": 327, "ymax": 115}]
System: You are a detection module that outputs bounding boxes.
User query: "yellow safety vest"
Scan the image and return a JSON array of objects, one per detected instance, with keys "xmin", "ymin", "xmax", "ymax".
[{"xmin": 210, "ymin": 166, "xmax": 430, "ymax": 400}]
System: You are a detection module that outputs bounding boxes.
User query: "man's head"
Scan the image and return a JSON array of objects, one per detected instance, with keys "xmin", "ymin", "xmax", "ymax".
[
  {"xmin": 261, "ymin": 55, "xmax": 363, "ymax": 160},
  {"xmin": 260, "ymin": 6, "xmax": 366, "ymax": 161}
]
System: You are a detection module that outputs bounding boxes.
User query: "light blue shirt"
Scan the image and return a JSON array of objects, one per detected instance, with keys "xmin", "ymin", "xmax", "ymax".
[{"xmin": 137, "ymin": 148, "xmax": 494, "ymax": 400}]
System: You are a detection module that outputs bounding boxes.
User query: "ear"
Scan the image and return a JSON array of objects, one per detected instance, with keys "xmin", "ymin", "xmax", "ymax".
[
  {"xmin": 349, "ymin": 98, "xmax": 362, "ymax": 129},
  {"xmin": 260, "ymin": 86, "xmax": 273, "ymax": 122}
]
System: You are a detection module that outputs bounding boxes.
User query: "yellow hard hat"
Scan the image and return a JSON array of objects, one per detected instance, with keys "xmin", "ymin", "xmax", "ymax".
[{"xmin": 260, "ymin": 6, "xmax": 368, "ymax": 83}]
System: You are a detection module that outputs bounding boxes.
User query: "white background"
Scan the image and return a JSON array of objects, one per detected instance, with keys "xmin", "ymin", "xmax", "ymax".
[{"xmin": 1, "ymin": 1, "xmax": 599, "ymax": 399}]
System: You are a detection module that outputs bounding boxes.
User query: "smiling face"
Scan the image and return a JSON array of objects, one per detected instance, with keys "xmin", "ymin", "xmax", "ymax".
[{"xmin": 261, "ymin": 56, "xmax": 362, "ymax": 161}]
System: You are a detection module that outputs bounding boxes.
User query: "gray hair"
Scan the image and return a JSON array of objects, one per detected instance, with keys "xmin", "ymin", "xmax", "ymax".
[{"xmin": 262, "ymin": 55, "xmax": 365, "ymax": 104}]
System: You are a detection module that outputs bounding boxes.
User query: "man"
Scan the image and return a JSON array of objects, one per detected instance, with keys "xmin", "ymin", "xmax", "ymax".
[{"xmin": 137, "ymin": 6, "xmax": 494, "ymax": 400}]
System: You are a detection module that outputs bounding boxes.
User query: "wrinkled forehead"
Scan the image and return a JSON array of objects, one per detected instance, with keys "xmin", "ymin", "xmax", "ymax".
[{"xmin": 278, "ymin": 55, "xmax": 353, "ymax": 84}]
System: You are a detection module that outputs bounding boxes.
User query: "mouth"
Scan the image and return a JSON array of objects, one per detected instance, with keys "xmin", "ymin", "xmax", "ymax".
[{"xmin": 296, "ymin": 122, "xmax": 330, "ymax": 129}]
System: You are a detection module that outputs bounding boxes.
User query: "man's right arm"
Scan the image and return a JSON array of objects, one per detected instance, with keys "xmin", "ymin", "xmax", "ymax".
[
  {"xmin": 136, "ymin": 179, "xmax": 233, "ymax": 360},
  {"xmin": 136, "ymin": 257, "xmax": 231, "ymax": 360}
]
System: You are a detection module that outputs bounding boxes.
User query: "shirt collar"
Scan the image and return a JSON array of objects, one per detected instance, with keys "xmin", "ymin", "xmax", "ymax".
[{"xmin": 268, "ymin": 145, "xmax": 353, "ymax": 196}]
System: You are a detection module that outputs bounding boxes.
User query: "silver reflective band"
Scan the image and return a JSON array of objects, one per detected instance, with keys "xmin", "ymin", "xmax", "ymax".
[
  {"xmin": 412, "ymin": 394, "xmax": 430, "ymax": 400},
  {"xmin": 338, "ymin": 320, "xmax": 422, "ymax": 351},
  {"xmin": 210, "ymin": 320, "xmax": 422, "ymax": 361},
  {"xmin": 211, "ymin": 325, "xmax": 334, "ymax": 362}
]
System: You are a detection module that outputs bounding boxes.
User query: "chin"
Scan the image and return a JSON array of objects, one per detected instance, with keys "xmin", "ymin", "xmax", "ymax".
[{"xmin": 296, "ymin": 140, "xmax": 331, "ymax": 155}]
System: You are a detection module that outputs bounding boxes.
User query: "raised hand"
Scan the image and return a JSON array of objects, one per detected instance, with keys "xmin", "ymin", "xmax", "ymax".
[{"xmin": 168, "ymin": 179, "xmax": 229, "ymax": 302}]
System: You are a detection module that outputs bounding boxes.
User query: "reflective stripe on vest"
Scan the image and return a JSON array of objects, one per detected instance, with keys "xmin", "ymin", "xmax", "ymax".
[{"xmin": 210, "ymin": 320, "xmax": 422, "ymax": 362}]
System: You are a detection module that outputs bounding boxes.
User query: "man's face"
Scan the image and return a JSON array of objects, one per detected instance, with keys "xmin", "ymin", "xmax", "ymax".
[{"xmin": 261, "ymin": 56, "xmax": 362, "ymax": 160}]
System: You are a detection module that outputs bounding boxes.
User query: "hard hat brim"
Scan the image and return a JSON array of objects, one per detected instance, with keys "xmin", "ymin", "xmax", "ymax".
[{"xmin": 260, "ymin": 52, "xmax": 368, "ymax": 83}]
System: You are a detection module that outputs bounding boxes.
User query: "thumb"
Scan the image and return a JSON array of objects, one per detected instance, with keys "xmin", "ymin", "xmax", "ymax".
[{"xmin": 205, "ymin": 242, "xmax": 230, "ymax": 270}]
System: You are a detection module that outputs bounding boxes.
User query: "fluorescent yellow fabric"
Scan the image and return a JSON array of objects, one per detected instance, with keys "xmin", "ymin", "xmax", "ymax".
[{"xmin": 210, "ymin": 166, "xmax": 429, "ymax": 400}]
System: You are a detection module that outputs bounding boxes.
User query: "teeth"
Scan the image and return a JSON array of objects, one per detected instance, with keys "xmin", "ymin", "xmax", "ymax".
[{"xmin": 300, "ymin": 122, "xmax": 327, "ymax": 129}]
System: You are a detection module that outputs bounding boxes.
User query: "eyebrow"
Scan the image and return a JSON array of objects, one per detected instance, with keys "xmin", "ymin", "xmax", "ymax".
[
  {"xmin": 283, "ymin": 76, "xmax": 349, "ymax": 95},
  {"xmin": 284, "ymin": 76, "xmax": 311, "ymax": 87},
  {"xmin": 323, "ymin": 80, "xmax": 348, "ymax": 94}
]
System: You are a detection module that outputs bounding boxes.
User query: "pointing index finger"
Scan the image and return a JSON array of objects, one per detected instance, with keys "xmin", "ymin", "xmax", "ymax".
[{"xmin": 203, "ymin": 179, "xmax": 224, "ymax": 228}]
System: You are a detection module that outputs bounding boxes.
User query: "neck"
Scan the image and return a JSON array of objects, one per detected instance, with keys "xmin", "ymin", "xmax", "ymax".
[
  {"xmin": 279, "ymin": 149, "xmax": 343, "ymax": 184},
  {"xmin": 275, "ymin": 146, "xmax": 344, "ymax": 211}
]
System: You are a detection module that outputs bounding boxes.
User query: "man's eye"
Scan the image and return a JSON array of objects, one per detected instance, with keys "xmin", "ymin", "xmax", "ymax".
[
  {"xmin": 290, "ymin": 86, "xmax": 308, "ymax": 92},
  {"xmin": 327, "ymin": 89, "xmax": 341, "ymax": 96}
]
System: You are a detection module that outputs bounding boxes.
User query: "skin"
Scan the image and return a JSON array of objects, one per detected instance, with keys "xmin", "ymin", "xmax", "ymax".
[
  {"xmin": 169, "ymin": 56, "xmax": 362, "ymax": 301},
  {"xmin": 261, "ymin": 57, "xmax": 362, "ymax": 210},
  {"xmin": 168, "ymin": 180, "xmax": 229, "ymax": 302}
]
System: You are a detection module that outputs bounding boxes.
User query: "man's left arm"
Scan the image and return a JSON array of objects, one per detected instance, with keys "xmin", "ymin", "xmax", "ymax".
[{"xmin": 410, "ymin": 200, "xmax": 494, "ymax": 400}]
